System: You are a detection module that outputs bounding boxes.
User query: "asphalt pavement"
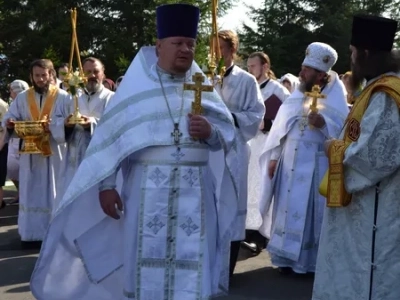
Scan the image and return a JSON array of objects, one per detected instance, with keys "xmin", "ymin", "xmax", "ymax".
[{"xmin": 0, "ymin": 187, "xmax": 313, "ymax": 300}]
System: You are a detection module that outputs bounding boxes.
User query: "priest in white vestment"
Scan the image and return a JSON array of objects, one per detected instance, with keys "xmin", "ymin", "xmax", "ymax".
[
  {"xmin": 31, "ymin": 4, "xmax": 239, "ymax": 300},
  {"xmin": 51, "ymin": 57, "xmax": 114, "ymax": 212},
  {"xmin": 259, "ymin": 42, "xmax": 349, "ymax": 274},
  {"xmin": 213, "ymin": 30, "xmax": 265, "ymax": 276},
  {"xmin": 313, "ymin": 15, "xmax": 400, "ymax": 300},
  {"xmin": 2, "ymin": 59, "xmax": 68, "ymax": 246},
  {"xmin": 244, "ymin": 51, "xmax": 290, "ymax": 253}
]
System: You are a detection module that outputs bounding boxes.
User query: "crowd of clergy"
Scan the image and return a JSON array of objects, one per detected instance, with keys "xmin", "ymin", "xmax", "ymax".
[{"xmin": 0, "ymin": 3, "xmax": 399, "ymax": 300}]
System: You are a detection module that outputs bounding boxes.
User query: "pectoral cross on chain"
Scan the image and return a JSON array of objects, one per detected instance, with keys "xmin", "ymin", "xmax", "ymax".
[
  {"xmin": 171, "ymin": 123, "xmax": 182, "ymax": 144},
  {"xmin": 183, "ymin": 72, "xmax": 213, "ymax": 115},
  {"xmin": 304, "ymin": 85, "xmax": 326, "ymax": 113}
]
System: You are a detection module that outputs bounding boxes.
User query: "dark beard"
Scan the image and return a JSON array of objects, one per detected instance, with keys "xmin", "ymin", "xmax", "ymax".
[
  {"xmin": 33, "ymin": 82, "xmax": 50, "ymax": 94},
  {"xmin": 350, "ymin": 61, "xmax": 365, "ymax": 91}
]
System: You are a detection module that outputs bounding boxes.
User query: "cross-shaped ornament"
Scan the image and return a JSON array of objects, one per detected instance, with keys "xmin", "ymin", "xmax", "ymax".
[
  {"xmin": 304, "ymin": 85, "xmax": 326, "ymax": 130},
  {"xmin": 171, "ymin": 147, "xmax": 185, "ymax": 162},
  {"xmin": 304, "ymin": 85, "xmax": 326, "ymax": 113},
  {"xmin": 183, "ymin": 72, "xmax": 213, "ymax": 115},
  {"xmin": 171, "ymin": 123, "xmax": 182, "ymax": 144}
]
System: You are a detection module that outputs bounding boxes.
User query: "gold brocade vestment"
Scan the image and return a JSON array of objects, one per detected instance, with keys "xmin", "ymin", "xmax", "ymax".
[{"xmin": 321, "ymin": 75, "xmax": 400, "ymax": 207}]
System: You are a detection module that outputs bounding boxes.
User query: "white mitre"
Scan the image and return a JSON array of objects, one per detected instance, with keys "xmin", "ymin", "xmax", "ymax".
[{"xmin": 302, "ymin": 42, "xmax": 338, "ymax": 73}]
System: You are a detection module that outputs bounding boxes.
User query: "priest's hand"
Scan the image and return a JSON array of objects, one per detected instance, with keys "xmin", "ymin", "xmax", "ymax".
[
  {"xmin": 308, "ymin": 112, "xmax": 326, "ymax": 128},
  {"xmin": 42, "ymin": 120, "xmax": 51, "ymax": 133},
  {"xmin": 324, "ymin": 139, "xmax": 335, "ymax": 156},
  {"xmin": 99, "ymin": 189, "xmax": 123, "ymax": 220},
  {"xmin": 268, "ymin": 160, "xmax": 278, "ymax": 179},
  {"xmin": 80, "ymin": 115, "xmax": 91, "ymax": 129},
  {"xmin": 6, "ymin": 118, "xmax": 15, "ymax": 129},
  {"xmin": 64, "ymin": 114, "xmax": 75, "ymax": 127},
  {"xmin": 188, "ymin": 113, "xmax": 212, "ymax": 139}
]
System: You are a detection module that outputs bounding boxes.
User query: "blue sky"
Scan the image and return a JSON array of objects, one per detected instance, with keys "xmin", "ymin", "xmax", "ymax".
[{"xmin": 219, "ymin": 0, "xmax": 263, "ymax": 31}]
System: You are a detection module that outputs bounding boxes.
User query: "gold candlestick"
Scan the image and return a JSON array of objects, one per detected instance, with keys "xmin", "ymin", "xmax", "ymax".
[{"xmin": 65, "ymin": 8, "xmax": 86, "ymax": 124}]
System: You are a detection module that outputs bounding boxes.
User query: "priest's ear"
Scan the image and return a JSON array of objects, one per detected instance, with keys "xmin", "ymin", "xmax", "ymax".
[{"xmin": 156, "ymin": 39, "xmax": 163, "ymax": 56}]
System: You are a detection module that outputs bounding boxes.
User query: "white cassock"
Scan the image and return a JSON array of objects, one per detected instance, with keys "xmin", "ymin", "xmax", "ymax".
[
  {"xmin": 2, "ymin": 88, "xmax": 69, "ymax": 241},
  {"xmin": 258, "ymin": 71, "xmax": 349, "ymax": 273},
  {"xmin": 213, "ymin": 65, "xmax": 265, "ymax": 241},
  {"xmin": 30, "ymin": 46, "xmax": 239, "ymax": 300},
  {"xmin": 313, "ymin": 72, "xmax": 400, "ymax": 300},
  {"xmin": 246, "ymin": 79, "xmax": 290, "ymax": 232},
  {"xmin": 51, "ymin": 86, "xmax": 114, "ymax": 211}
]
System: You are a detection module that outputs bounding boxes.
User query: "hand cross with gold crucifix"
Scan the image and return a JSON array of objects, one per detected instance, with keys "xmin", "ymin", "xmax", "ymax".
[
  {"xmin": 183, "ymin": 72, "xmax": 213, "ymax": 115},
  {"xmin": 304, "ymin": 85, "xmax": 326, "ymax": 113}
]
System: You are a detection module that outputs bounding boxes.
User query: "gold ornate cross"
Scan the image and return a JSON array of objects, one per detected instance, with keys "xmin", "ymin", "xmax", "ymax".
[
  {"xmin": 305, "ymin": 85, "xmax": 326, "ymax": 113},
  {"xmin": 184, "ymin": 72, "xmax": 213, "ymax": 115}
]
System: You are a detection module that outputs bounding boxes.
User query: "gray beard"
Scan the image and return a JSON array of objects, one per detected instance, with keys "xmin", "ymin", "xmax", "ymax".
[
  {"xmin": 298, "ymin": 81, "xmax": 313, "ymax": 93},
  {"xmin": 86, "ymin": 81, "xmax": 101, "ymax": 93}
]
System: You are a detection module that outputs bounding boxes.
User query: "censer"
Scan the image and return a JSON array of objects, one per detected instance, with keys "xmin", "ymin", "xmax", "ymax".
[{"xmin": 14, "ymin": 117, "xmax": 50, "ymax": 155}]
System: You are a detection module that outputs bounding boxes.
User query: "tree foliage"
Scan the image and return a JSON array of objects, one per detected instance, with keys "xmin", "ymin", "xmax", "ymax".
[
  {"xmin": 0, "ymin": 0, "xmax": 236, "ymax": 96},
  {"xmin": 239, "ymin": 0, "xmax": 400, "ymax": 77}
]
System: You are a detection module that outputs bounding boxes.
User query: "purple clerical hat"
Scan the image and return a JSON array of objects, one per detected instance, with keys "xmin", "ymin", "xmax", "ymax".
[{"xmin": 156, "ymin": 4, "xmax": 200, "ymax": 39}]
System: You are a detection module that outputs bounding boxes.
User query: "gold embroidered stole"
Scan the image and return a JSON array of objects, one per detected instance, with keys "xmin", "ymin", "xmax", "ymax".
[
  {"xmin": 27, "ymin": 86, "xmax": 58, "ymax": 156},
  {"xmin": 324, "ymin": 75, "xmax": 400, "ymax": 207}
]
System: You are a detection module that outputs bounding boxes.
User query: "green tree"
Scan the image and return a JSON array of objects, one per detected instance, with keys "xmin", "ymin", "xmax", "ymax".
[
  {"xmin": 239, "ymin": 0, "xmax": 400, "ymax": 77},
  {"xmin": 239, "ymin": 0, "xmax": 314, "ymax": 77},
  {"xmin": 0, "ymin": 0, "xmax": 236, "ymax": 87}
]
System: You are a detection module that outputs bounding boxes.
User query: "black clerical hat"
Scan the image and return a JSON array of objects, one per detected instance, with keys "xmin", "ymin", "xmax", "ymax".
[
  {"xmin": 156, "ymin": 4, "xmax": 200, "ymax": 39},
  {"xmin": 351, "ymin": 15, "xmax": 398, "ymax": 51}
]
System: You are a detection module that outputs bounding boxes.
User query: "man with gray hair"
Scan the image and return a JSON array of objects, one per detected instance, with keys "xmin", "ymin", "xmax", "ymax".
[
  {"xmin": 51, "ymin": 57, "xmax": 114, "ymax": 210},
  {"xmin": 258, "ymin": 42, "xmax": 349, "ymax": 274}
]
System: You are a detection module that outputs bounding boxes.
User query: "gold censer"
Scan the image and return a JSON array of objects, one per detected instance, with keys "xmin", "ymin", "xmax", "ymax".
[{"xmin": 14, "ymin": 119, "xmax": 48, "ymax": 154}]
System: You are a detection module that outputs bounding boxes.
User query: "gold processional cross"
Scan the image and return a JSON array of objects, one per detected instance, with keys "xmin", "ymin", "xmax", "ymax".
[
  {"xmin": 303, "ymin": 85, "xmax": 326, "ymax": 130},
  {"xmin": 183, "ymin": 72, "xmax": 214, "ymax": 140}
]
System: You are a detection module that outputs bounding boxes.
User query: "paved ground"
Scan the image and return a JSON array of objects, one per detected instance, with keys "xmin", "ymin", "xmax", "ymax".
[{"xmin": 0, "ymin": 187, "xmax": 314, "ymax": 300}]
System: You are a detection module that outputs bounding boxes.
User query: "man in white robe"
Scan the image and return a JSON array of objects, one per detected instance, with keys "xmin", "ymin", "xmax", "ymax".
[
  {"xmin": 51, "ymin": 57, "xmax": 114, "ymax": 211},
  {"xmin": 259, "ymin": 42, "xmax": 349, "ymax": 273},
  {"xmin": 313, "ymin": 15, "xmax": 400, "ymax": 300},
  {"xmin": 244, "ymin": 51, "xmax": 290, "ymax": 254},
  {"xmin": 213, "ymin": 30, "xmax": 265, "ymax": 276},
  {"xmin": 31, "ymin": 4, "xmax": 239, "ymax": 300},
  {"xmin": 2, "ymin": 59, "xmax": 68, "ymax": 247}
]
